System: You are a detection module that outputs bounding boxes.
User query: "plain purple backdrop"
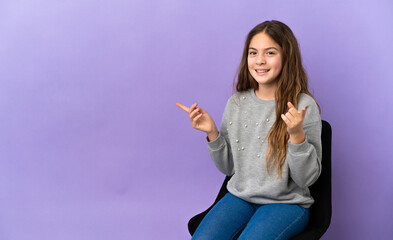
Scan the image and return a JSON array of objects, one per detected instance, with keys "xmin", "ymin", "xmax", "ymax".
[{"xmin": 1, "ymin": 0, "xmax": 392, "ymax": 239}]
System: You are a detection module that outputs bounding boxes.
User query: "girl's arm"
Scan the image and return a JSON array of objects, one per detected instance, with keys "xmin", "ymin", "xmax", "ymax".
[
  {"xmin": 282, "ymin": 101, "xmax": 322, "ymax": 188},
  {"xmin": 205, "ymin": 98, "xmax": 236, "ymax": 176}
]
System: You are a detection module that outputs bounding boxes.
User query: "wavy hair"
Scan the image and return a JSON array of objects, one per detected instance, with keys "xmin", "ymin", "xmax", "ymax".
[{"xmin": 234, "ymin": 20, "xmax": 319, "ymax": 175}]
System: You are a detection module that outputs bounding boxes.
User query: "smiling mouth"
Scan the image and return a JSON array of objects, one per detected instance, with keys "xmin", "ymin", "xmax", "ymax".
[{"xmin": 255, "ymin": 69, "xmax": 270, "ymax": 73}]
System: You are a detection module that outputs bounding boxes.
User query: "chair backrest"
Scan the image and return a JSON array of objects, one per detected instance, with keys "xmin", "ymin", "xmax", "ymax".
[
  {"xmin": 189, "ymin": 120, "xmax": 332, "ymax": 239},
  {"xmin": 292, "ymin": 120, "xmax": 332, "ymax": 239}
]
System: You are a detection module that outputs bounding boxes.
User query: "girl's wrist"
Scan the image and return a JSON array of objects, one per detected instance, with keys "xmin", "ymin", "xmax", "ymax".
[
  {"xmin": 289, "ymin": 130, "xmax": 305, "ymax": 145},
  {"xmin": 207, "ymin": 129, "xmax": 219, "ymax": 142}
]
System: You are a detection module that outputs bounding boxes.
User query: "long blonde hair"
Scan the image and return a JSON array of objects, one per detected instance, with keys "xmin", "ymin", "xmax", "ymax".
[{"xmin": 235, "ymin": 20, "xmax": 319, "ymax": 175}]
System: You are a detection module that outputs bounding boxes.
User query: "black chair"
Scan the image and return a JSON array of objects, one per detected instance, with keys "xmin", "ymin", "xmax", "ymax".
[{"xmin": 188, "ymin": 120, "xmax": 332, "ymax": 239}]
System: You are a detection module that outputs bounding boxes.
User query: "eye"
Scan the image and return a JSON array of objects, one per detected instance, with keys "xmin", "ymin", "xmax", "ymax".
[
  {"xmin": 248, "ymin": 51, "xmax": 257, "ymax": 56},
  {"xmin": 266, "ymin": 51, "xmax": 276, "ymax": 56}
]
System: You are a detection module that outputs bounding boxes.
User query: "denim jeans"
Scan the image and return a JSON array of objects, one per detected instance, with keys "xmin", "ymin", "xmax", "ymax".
[{"xmin": 192, "ymin": 192, "xmax": 309, "ymax": 240}]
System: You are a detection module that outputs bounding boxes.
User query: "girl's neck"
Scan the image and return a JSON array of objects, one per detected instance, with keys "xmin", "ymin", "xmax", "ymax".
[{"xmin": 254, "ymin": 83, "xmax": 277, "ymax": 100}]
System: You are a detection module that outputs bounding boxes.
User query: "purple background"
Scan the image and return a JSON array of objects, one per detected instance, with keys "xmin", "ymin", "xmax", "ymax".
[{"xmin": 1, "ymin": 0, "xmax": 392, "ymax": 239}]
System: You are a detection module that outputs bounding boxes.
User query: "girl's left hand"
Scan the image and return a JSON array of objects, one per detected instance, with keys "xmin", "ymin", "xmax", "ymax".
[{"xmin": 281, "ymin": 102, "xmax": 306, "ymax": 144}]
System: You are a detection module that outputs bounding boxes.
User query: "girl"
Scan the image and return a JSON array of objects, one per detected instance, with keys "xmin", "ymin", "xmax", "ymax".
[{"xmin": 176, "ymin": 20, "xmax": 322, "ymax": 240}]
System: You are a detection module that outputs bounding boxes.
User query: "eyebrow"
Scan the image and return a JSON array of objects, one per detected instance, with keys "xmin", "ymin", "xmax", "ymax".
[{"xmin": 248, "ymin": 47, "xmax": 279, "ymax": 51}]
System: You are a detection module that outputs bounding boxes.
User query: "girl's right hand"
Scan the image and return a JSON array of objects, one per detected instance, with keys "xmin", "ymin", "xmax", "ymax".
[{"xmin": 176, "ymin": 102, "xmax": 219, "ymax": 141}]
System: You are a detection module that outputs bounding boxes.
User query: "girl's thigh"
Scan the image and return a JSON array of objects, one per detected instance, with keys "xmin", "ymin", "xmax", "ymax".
[
  {"xmin": 238, "ymin": 204, "xmax": 310, "ymax": 240},
  {"xmin": 192, "ymin": 193, "xmax": 255, "ymax": 240}
]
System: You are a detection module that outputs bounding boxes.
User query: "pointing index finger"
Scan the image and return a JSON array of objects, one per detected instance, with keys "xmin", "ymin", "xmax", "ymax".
[
  {"xmin": 287, "ymin": 102, "xmax": 295, "ymax": 110},
  {"xmin": 176, "ymin": 102, "xmax": 190, "ymax": 113}
]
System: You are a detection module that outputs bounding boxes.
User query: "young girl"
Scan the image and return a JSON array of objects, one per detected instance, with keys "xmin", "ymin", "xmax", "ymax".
[{"xmin": 176, "ymin": 20, "xmax": 322, "ymax": 240}]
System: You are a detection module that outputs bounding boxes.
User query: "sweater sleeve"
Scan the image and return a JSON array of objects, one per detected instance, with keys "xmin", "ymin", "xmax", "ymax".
[
  {"xmin": 286, "ymin": 97, "xmax": 322, "ymax": 188},
  {"xmin": 206, "ymin": 98, "xmax": 235, "ymax": 176}
]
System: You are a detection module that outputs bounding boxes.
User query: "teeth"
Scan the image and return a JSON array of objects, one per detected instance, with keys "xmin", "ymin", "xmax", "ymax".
[{"xmin": 256, "ymin": 69, "xmax": 269, "ymax": 73}]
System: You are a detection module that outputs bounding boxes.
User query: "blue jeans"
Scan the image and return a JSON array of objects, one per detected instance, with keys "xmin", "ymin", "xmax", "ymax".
[{"xmin": 192, "ymin": 193, "xmax": 310, "ymax": 240}]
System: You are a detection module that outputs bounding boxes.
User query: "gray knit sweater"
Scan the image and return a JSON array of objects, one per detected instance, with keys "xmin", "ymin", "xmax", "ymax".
[{"xmin": 207, "ymin": 89, "xmax": 322, "ymax": 208}]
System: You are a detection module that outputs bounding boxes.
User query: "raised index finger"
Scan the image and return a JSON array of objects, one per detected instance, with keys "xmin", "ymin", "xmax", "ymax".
[
  {"xmin": 176, "ymin": 102, "xmax": 190, "ymax": 113},
  {"xmin": 287, "ymin": 102, "xmax": 296, "ymax": 111}
]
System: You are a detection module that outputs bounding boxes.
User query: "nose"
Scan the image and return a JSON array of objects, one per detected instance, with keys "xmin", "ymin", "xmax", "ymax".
[{"xmin": 256, "ymin": 54, "xmax": 266, "ymax": 65}]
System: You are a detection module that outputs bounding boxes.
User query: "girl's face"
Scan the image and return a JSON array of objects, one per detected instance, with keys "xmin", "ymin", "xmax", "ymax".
[{"xmin": 247, "ymin": 32, "xmax": 283, "ymax": 88}]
